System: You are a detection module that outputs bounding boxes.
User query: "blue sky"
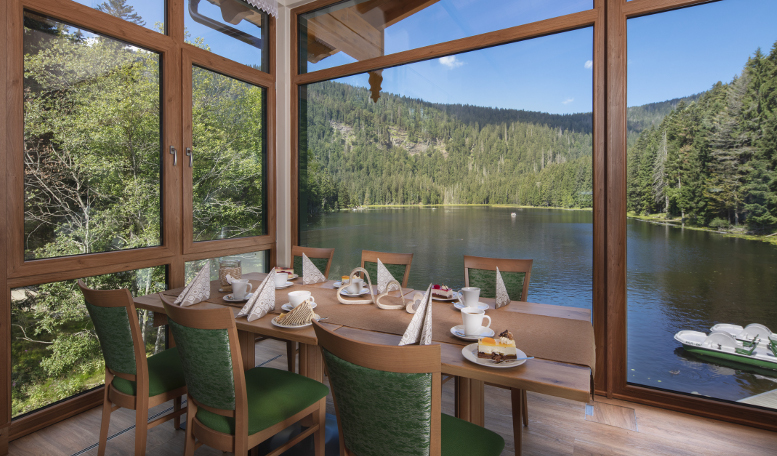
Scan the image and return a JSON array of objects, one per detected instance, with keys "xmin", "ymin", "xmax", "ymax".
[{"xmin": 77, "ymin": 0, "xmax": 777, "ymax": 114}]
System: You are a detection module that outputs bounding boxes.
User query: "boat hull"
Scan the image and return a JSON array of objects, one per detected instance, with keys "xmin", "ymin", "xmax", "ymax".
[{"xmin": 680, "ymin": 344, "xmax": 777, "ymax": 371}]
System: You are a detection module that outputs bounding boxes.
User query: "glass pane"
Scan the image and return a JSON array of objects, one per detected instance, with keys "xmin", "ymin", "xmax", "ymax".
[
  {"xmin": 72, "ymin": 0, "xmax": 165, "ymax": 33},
  {"xmin": 11, "ymin": 266, "xmax": 166, "ymax": 418},
  {"xmin": 23, "ymin": 12, "xmax": 162, "ymax": 260},
  {"xmin": 191, "ymin": 67, "xmax": 267, "ymax": 241},
  {"xmin": 185, "ymin": 0, "xmax": 268, "ymax": 71},
  {"xmin": 299, "ymin": 28, "xmax": 594, "ymax": 309},
  {"xmin": 185, "ymin": 250, "xmax": 268, "ymax": 282},
  {"xmin": 299, "ymin": 0, "xmax": 593, "ymax": 74},
  {"xmin": 627, "ymin": 0, "xmax": 777, "ymax": 409}
]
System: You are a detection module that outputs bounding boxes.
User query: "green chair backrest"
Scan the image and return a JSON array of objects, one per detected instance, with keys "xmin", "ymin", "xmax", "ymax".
[
  {"xmin": 168, "ymin": 320, "xmax": 237, "ymax": 411},
  {"xmin": 321, "ymin": 348, "xmax": 433, "ymax": 456},
  {"xmin": 468, "ymin": 268, "xmax": 527, "ymax": 300},
  {"xmin": 362, "ymin": 261, "xmax": 407, "ymax": 286},
  {"xmin": 293, "ymin": 255, "xmax": 330, "ymax": 278},
  {"xmin": 85, "ymin": 301, "xmax": 137, "ymax": 376}
]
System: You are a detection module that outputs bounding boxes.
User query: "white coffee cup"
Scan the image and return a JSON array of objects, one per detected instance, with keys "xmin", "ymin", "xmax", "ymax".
[
  {"xmin": 346, "ymin": 278, "xmax": 365, "ymax": 295},
  {"xmin": 232, "ymin": 280, "xmax": 253, "ymax": 300},
  {"xmin": 461, "ymin": 308, "xmax": 491, "ymax": 336},
  {"xmin": 460, "ymin": 287, "xmax": 481, "ymax": 307},
  {"xmin": 275, "ymin": 272, "xmax": 289, "ymax": 288},
  {"xmin": 289, "ymin": 290, "xmax": 315, "ymax": 308}
]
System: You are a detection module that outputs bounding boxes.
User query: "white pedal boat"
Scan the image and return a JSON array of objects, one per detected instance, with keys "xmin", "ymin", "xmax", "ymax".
[{"xmin": 675, "ymin": 325, "xmax": 777, "ymax": 371}]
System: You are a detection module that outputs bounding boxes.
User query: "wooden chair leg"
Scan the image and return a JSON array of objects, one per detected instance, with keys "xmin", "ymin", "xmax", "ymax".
[
  {"xmin": 97, "ymin": 381, "xmax": 113, "ymax": 456},
  {"xmin": 313, "ymin": 399, "xmax": 327, "ymax": 456},
  {"xmin": 174, "ymin": 396, "xmax": 182, "ymax": 429},
  {"xmin": 287, "ymin": 341, "xmax": 297, "ymax": 373},
  {"xmin": 135, "ymin": 403, "xmax": 149, "ymax": 456},
  {"xmin": 522, "ymin": 389, "xmax": 529, "ymax": 426},
  {"xmin": 511, "ymin": 388, "xmax": 523, "ymax": 456},
  {"xmin": 184, "ymin": 402, "xmax": 197, "ymax": 456}
]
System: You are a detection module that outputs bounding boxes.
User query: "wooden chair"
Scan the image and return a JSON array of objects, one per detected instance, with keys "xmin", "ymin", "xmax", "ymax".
[
  {"xmin": 161, "ymin": 297, "xmax": 328, "ymax": 456},
  {"xmin": 361, "ymin": 250, "xmax": 413, "ymax": 287},
  {"xmin": 264, "ymin": 246, "xmax": 335, "ymax": 373},
  {"xmin": 78, "ymin": 280, "xmax": 186, "ymax": 456},
  {"xmin": 312, "ymin": 321, "xmax": 504, "ymax": 456},
  {"xmin": 463, "ymin": 255, "xmax": 534, "ymax": 431}
]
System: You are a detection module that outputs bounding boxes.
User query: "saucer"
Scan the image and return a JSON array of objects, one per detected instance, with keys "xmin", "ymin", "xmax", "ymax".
[
  {"xmin": 453, "ymin": 301, "xmax": 489, "ymax": 311},
  {"xmin": 340, "ymin": 288, "xmax": 370, "ymax": 297},
  {"xmin": 450, "ymin": 325, "xmax": 495, "ymax": 341},
  {"xmin": 275, "ymin": 281, "xmax": 294, "ymax": 289},
  {"xmin": 281, "ymin": 302, "xmax": 317, "ymax": 312},
  {"xmin": 432, "ymin": 291, "xmax": 462, "ymax": 302},
  {"xmin": 287, "ymin": 274, "xmax": 299, "ymax": 280},
  {"xmin": 461, "ymin": 343, "xmax": 528, "ymax": 368},
  {"xmin": 223, "ymin": 292, "xmax": 253, "ymax": 302}
]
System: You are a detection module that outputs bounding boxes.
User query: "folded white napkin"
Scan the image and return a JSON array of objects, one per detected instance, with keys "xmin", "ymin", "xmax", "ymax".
[
  {"xmin": 174, "ymin": 261, "xmax": 211, "ymax": 307},
  {"xmin": 237, "ymin": 268, "xmax": 275, "ymax": 321},
  {"xmin": 495, "ymin": 266, "xmax": 511, "ymax": 308},
  {"xmin": 302, "ymin": 253, "xmax": 327, "ymax": 284},
  {"xmin": 399, "ymin": 284, "xmax": 433, "ymax": 346},
  {"xmin": 377, "ymin": 258, "xmax": 401, "ymax": 294}
]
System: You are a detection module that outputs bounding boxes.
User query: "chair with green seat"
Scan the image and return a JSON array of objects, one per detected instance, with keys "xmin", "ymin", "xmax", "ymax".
[
  {"xmin": 361, "ymin": 250, "xmax": 414, "ymax": 288},
  {"xmin": 161, "ymin": 297, "xmax": 329, "ymax": 456},
  {"xmin": 312, "ymin": 320, "xmax": 505, "ymax": 456},
  {"xmin": 78, "ymin": 280, "xmax": 186, "ymax": 456}
]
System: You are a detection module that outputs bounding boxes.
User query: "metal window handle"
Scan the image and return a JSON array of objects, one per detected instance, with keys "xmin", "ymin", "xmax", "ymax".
[
  {"xmin": 186, "ymin": 148, "xmax": 193, "ymax": 167},
  {"xmin": 170, "ymin": 146, "xmax": 177, "ymax": 166}
]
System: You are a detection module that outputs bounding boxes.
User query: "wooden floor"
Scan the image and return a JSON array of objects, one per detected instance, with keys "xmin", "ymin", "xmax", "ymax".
[{"xmin": 9, "ymin": 339, "xmax": 777, "ymax": 455}]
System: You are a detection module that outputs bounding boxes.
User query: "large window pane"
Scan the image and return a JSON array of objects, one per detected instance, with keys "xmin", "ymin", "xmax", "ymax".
[
  {"xmin": 299, "ymin": 0, "xmax": 592, "ymax": 74},
  {"xmin": 186, "ymin": 0, "xmax": 268, "ymax": 71},
  {"xmin": 192, "ymin": 67, "xmax": 267, "ymax": 241},
  {"xmin": 185, "ymin": 250, "xmax": 268, "ymax": 282},
  {"xmin": 73, "ymin": 0, "xmax": 165, "ymax": 33},
  {"xmin": 23, "ymin": 12, "xmax": 162, "ymax": 260},
  {"xmin": 11, "ymin": 267, "xmax": 166, "ymax": 418},
  {"xmin": 299, "ymin": 29, "xmax": 594, "ymax": 309},
  {"xmin": 627, "ymin": 0, "xmax": 777, "ymax": 409}
]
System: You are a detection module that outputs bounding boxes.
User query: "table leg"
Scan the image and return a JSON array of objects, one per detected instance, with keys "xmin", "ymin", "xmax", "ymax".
[
  {"xmin": 238, "ymin": 330, "xmax": 257, "ymax": 370},
  {"xmin": 299, "ymin": 343, "xmax": 324, "ymax": 382},
  {"xmin": 511, "ymin": 388, "xmax": 523, "ymax": 456},
  {"xmin": 454, "ymin": 377, "xmax": 484, "ymax": 426}
]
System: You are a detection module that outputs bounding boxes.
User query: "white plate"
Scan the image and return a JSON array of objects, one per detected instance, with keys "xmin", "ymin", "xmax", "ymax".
[
  {"xmin": 281, "ymin": 302, "xmax": 317, "ymax": 312},
  {"xmin": 450, "ymin": 325, "xmax": 495, "ymax": 341},
  {"xmin": 271, "ymin": 315, "xmax": 317, "ymax": 329},
  {"xmin": 223, "ymin": 293, "xmax": 253, "ymax": 302},
  {"xmin": 432, "ymin": 291, "xmax": 462, "ymax": 302},
  {"xmin": 461, "ymin": 343, "xmax": 528, "ymax": 368},
  {"xmin": 339, "ymin": 288, "xmax": 370, "ymax": 297},
  {"xmin": 287, "ymin": 274, "xmax": 299, "ymax": 280},
  {"xmin": 453, "ymin": 301, "xmax": 489, "ymax": 311},
  {"xmin": 274, "ymin": 282, "xmax": 294, "ymax": 289}
]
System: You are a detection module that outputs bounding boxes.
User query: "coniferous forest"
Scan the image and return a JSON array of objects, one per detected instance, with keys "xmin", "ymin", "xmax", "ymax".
[{"xmin": 301, "ymin": 41, "xmax": 777, "ymax": 235}]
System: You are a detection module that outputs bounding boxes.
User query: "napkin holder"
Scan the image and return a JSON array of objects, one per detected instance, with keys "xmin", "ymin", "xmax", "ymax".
[{"xmin": 337, "ymin": 267, "xmax": 375, "ymax": 305}]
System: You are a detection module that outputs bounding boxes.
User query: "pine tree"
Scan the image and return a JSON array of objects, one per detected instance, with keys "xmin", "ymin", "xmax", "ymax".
[{"xmin": 97, "ymin": 0, "xmax": 146, "ymax": 26}]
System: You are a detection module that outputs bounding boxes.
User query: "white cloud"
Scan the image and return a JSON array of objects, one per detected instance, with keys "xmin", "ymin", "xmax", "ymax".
[
  {"xmin": 584, "ymin": 60, "xmax": 593, "ymax": 69},
  {"xmin": 562, "ymin": 98, "xmax": 574, "ymax": 105},
  {"xmin": 439, "ymin": 56, "xmax": 464, "ymax": 69}
]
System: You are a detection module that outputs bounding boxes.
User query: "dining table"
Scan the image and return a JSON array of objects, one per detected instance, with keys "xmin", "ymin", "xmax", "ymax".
[{"xmin": 133, "ymin": 272, "xmax": 595, "ymax": 455}]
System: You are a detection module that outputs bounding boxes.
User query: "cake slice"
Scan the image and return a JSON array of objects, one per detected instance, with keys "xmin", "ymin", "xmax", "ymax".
[
  {"xmin": 276, "ymin": 301, "xmax": 319, "ymax": 326},
  {"xmin": 478, "ymin": 330, "xmax": 518, "ymax": 363},
  {"xmin": 277, "ymin": 267, "xmax": 295, "ymax": 276},
  {"xmin": 431, "ymin": 284, "xmax": 454, "ymax": 299}
]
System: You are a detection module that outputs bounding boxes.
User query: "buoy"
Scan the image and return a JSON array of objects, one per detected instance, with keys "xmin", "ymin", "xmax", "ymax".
[{"xmin": 511, "ymin": 212, "xmax": 517, "ymax": 218}]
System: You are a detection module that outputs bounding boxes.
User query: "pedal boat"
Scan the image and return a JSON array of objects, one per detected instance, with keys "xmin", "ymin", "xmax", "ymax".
[{"xmin": 674, "ymin": 325, "xmax": 777, "ymax": 371}]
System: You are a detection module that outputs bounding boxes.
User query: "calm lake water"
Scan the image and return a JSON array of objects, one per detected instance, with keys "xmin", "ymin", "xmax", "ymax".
[{"xmin": 301, "ymin": 206, "xmax": 777, "ymax": 405}]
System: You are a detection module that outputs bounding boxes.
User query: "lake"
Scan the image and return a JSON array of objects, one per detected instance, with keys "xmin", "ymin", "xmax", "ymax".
[{"xmin": 300, "ymin": 206, "xmax": 777, "ymax": 405}]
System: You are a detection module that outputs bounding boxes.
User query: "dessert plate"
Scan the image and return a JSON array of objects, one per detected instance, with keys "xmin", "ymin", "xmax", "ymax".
[
  {"xmin": 223, "ymin": 293, "xmax": 253, "ymax": 302},
  {"xmin": 281, "ymin": 302, "xmax": 317, "ymax": 312},
  {"xmin": 450, "ymin": 325, "xmax": 495, "ymax": 341},
  {"xmin": 287, "ymin": 274, "xmax": 299, "ymax": 280},
  {"xmin": 271, "ymin": 315, "xmax": 320, "ymax": 329},
  {"xmin": 461, "ymin": 343, "xmax": 529, "ymax": 368},
  {"xmin": 339, "ymin": 288, "xmax": 370, "ymax": 297},
  {"xmin": 275, "ymin": 281, "xmax": 294, "ymax": 289},
  {"xmin": 453, "ymin": 301, "xmax": 489, "ymax": 311},
  {"xmin": 432, "ymin": 291, "xmax": 462, "ymax": 302}
]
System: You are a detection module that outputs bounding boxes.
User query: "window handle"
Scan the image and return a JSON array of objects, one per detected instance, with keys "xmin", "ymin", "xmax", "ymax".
[
  {"xmin": 170, "ymin": 146, "xmax": 177, "ymax": 166},
  {"xmin": 186, "ymin": 148, "xmax": 193, "ymax": 167}
]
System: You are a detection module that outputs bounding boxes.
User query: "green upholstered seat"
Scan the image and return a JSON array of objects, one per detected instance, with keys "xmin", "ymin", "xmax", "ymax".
[
  {"xmin": 293, "ymin": 255, "xmax": 330, "ymax": 278},
  {"xmin": 85, "ymin": 301, "xmax": 138, "ymax": 375},
  {"xmin": 195, "ymin": 366, "xmax": 329, "ymax": 435},
  {"xmin": 111, "ymin": 347, "xmax": 186, "ymax": 397},
  {"xmin": 363, "ymin": 261, "xmax": 407, "ymax": 285},
  {"xmin": 441, "ymin": 413, "xmax": 505, "ymax": 456},
  {"xmin": 468, "ymin": 268, "xmax": 526, "ymax": 300}
]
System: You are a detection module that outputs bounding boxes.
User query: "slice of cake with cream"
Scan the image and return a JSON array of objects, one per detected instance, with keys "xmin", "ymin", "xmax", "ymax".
[
  {"xmin": 431, "ymin": 284, "xmax": 454, "ymax": 299},
  {"xmin": 477, "ymin": 330, "xmax": 518, "ymax": 363}
]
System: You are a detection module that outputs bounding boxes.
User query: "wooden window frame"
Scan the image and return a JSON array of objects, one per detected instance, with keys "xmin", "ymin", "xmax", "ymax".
[{"xmin": 2, "ymin": 0, "xmax": 276, "ymax": 441}]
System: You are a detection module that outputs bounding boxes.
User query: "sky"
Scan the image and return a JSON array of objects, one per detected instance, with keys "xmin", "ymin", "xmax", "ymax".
[{"xmin": 73, "ymin": 0, "xmax": 777, "ymax": 114}]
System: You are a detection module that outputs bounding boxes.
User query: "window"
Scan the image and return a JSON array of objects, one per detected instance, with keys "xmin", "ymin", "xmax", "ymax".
[{"xmin": 73, "ymin": 0, "xmax": 165, "ymax": 33}]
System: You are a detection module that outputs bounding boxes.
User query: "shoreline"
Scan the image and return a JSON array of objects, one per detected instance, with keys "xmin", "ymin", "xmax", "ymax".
[
  {"xmin": 353, "ymin": 203, "xmax": 593, "ymax": 211},
  {"xmin": 627, "ymin": 213, "xmax": 777, "ymax": 246}
]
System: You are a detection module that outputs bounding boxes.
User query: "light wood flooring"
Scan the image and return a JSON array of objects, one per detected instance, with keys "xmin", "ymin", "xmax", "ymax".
[{"xmin": 9, "ymin": 339, "xmax": 777, "ymax": 455}]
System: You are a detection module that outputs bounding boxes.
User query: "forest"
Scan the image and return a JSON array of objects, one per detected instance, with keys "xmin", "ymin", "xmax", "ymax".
[{"xmin": 301, "ymin": 42, "xmax": 777, "ymax": 235}]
